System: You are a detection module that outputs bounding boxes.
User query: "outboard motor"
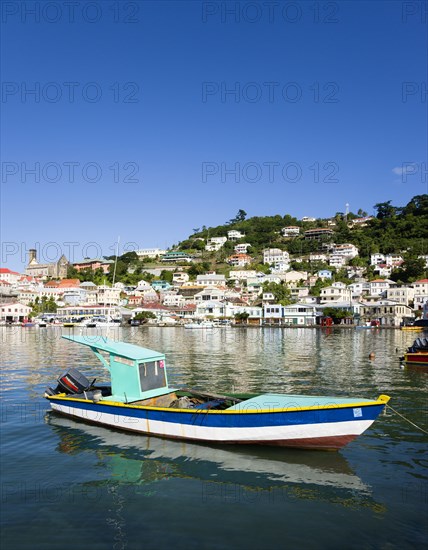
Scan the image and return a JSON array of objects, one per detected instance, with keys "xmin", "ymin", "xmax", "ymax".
[{"xmin": 45, "ymin": 368, "xmax": 93, "ymax": 397}]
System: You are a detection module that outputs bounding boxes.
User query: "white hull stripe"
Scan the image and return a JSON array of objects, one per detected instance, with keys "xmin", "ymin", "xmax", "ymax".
[{"xmin": 51, "ymin": 403, "xmax": 374, "ymax": 443}]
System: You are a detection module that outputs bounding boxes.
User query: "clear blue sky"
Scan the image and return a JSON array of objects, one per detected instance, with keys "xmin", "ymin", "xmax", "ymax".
[{"xmin": 1, "ymin": 0, "xmax": 427, "ymax": 271}]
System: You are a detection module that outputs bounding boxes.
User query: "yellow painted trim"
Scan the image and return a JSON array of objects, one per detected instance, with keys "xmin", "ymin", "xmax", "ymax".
[{"xmin": 48, "ymin": 394, "xmax": 390, "ymax": 414}]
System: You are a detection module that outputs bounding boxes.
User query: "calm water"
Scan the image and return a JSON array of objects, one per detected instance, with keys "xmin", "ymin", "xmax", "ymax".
[{"xmin": 1, "ymin": 326, "xmax": 427, "ymax": 550}]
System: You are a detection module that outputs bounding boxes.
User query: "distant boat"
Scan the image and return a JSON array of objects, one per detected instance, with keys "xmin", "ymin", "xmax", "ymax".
[
  {"xmin": 184, "ymin": 321, "xmax": 214, "ymax": 329},
  {"xmin": 44, "ymin": 336, "xmax": 390, "ymax": 451},
  {"xmin": 401, "ymin": 319, "xmax": 428, "ymax": 331},
  {"xmin": 356, "ymin": 321, "xmax": 380, "ymax": 329}
]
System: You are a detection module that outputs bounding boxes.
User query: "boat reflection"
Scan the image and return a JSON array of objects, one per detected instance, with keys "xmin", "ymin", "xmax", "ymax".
[{"xmin": 46, "ymin": 412, "xmax": 383, "ymax": 510}]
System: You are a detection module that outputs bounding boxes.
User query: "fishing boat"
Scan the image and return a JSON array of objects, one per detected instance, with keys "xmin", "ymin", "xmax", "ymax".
[
  {"xmin": 400, "ymin": 338, "xmax": 428, "ymax": 370},
  {"xmin": 44, "ymin": 336, "xmax": 390, "ymax": 451}
]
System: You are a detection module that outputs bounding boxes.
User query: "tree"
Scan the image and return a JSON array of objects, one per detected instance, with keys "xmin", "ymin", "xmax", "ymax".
[
  {"xmin": 374, "ymin": 201, "xmax": 397, "ymax": 219},
  {"xmin": 390, "ymin": 254, "xmax": 427, "ymax": 283},
  {"xmin": 229, "ymin": 209, "xmax": 247, "ymax": 224},
  {"xmin": 234, "ymin": 312, "xmax": 249, "ymax": 324},
  {"xmin": 262, "ymin": 281, "xmax": 293, "ymax": 305}
]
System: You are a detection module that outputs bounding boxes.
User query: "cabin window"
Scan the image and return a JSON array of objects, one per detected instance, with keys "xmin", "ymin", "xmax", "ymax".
[{"xmin": 139, "ymin": 360, "xmax": 166, "ymax": 391}]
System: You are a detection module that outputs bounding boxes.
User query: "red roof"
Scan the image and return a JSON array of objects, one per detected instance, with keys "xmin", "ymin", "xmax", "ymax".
[
  {"xmin": 0, "ymin": 268, "xmax": 20, "ymax": 275},
  {"xmin": 57, "ymin": 279, "xmax": 80, "ymax": 288},
  {"xmin": 0, "ymin": 279, "xmax": 11, "ymax": 285},
  {"xmin": 415, "ymin": 279, "xmax": 428, "ymax": 283}
]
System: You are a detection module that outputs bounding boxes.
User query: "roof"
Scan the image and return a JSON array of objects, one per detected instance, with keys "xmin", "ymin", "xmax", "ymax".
[
  {"xmin": 62, "ymin": 335, "xmax": 163, "ymax": 361},
  {"xmin": 0, "ymin": 268, "xmax": 20, "ymax": 275},
  {"xmin": 58, "ymin": 279, "xmax": 80, "ymax": 287},
  {"xmin": 415, "ymin": 279, "xmax": 428, "ymax": 283}
]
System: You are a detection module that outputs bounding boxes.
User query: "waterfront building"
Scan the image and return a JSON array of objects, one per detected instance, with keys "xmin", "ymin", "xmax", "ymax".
[
  {"xmin": 0, "ymin": 301, "xmax": 32, "ymax": 322},
  {"xmin": 359, "ymin": 300, "xmax": 414, "ymax": 327}
]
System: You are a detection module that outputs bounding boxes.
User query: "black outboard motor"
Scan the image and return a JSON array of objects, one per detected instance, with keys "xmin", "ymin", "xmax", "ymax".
[{"xmin": 45, "ymin": 368, "xmax": 93, "ymax": 397}]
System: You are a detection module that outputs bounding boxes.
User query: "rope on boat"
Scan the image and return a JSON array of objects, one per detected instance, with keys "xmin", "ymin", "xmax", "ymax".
[{"xmin": 385, "ymin": 403, "xmax": 428, "ymax": 435}]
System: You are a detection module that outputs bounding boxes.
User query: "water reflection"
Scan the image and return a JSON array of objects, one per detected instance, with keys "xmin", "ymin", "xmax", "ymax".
[{"xmin": 46, "ymin": 412, "xmax": 384, "ymax": 512}]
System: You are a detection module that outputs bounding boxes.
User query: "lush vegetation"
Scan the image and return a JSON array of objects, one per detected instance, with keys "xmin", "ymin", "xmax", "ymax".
[
  {"xmin": 29, "ymin": 296, "xmax": 58, "ymax": 317},
  {"xmin": 178, "ymin": 196, "xmax": 428, "ymax": 282}
]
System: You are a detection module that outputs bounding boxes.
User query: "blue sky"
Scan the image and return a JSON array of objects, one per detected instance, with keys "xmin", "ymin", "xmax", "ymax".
[{"xmin": 1, "ymin": 0, "xmax": 427, "ymax": 271}]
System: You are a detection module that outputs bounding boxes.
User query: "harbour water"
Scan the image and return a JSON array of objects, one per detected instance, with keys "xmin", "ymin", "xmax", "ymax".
[{"xmin": 1, "ymin": 326, "xmax": 427, "ymax": 549}]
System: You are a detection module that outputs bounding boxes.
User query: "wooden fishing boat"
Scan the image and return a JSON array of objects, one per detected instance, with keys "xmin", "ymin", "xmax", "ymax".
[
  {"xmin": 400, "ymin": 338, "xmax": 428, "ymax": 370},
  {"xmin": 44, "ymin": 336, "xmax": 390, "ymax": 451}
]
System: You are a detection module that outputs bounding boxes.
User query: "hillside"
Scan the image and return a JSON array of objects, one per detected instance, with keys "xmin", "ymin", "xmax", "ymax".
[{"xmin": 177, "ymin": 195, "xmax": 428, "ymax": 280}]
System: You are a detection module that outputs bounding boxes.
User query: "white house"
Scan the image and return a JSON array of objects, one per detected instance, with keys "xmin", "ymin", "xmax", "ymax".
[
  {"xmin": 283, "ymin": 271, "xmax": 307, "ymax": 284},
  {"xmin": 385, "ymin": 254, "xmax": 404, "ymax": 266},
  {"xmin": 234, "ymin": 243, "xmax": 251, "ymax": 254},
  {"xmin": 301, "ymin": 216, "xmax": 316, "ymax": 222},
  {"xmin": 194, "ymin": 287, "xmax": 226, "ymax": 302},
  {"xmin": 227, "ymin": 230, "xmax": 245, "ymax": 241},
  {"xmin": 0, "ymin": 268, "xmax": 22, "ymax": 285},
  {"xmin": 369, "ymin": 279, "xmax": 393, "ymax": 297},
  {"xmin": 96, "ymin": 285, "xmax": 121, "ymax": 306},
  {"xmin": 329, "ymin": 255, "xmax": 347, "ymax": 268},
  {"xmin": 412, "ymin": 279, "xmax": 428, "ymax": 295},
  {"xmin": 348, "ymin": 282, "xmax": 370, "ymax": 298},
  {"xmin": 271, "ymin": 261, "xmax": 290, "ymax": 273},
  {"xmin": 330, "ymin": 244, "xmax": 359, "ymax": 259},
  {"xmin": 196, "ymin": 273, "xmax": 226, "ymax": 287},
  {"xmin": 281, "ymin": 226, "xmax": 300, "ymax": 237},
  {"xmin": 320, "ymin": 282, "xmax": 351, "ymax": 303},
  {"xmin": 414, "ymin": 295, "xmax": 428, "ymax": 312},
  {"xmin": 195, "ymin": 300, "xmax": 226, "ymax": 319},
  {"xmin": 205, "ymin": 237, "xmax": 227, "ymax": 252},
  {"xmin": 229, "ymin": 270, "xmax": 257, "ymax": 281},
  {"xmin": 172, "ymin": 272, "xmax": 189, "ymax": 285},
  {"xmin": 263, "ymin": 303, "xmax": 318, "ymax": 325},
  {"xmin": 162, "ymin": 294, "xmax": 185, "ymax": 307},
  {"xmin": 136, "ymin": 248, "xmax": 167, "ymax": 259},
  {"xmin": 386, "ymin": 286, "xmax": 415, "ymax": 306},
  {"xmin": 310, "ymin": 254, "xmax": 328, "ymax": 263},
  {"xmin": 263, "ymin": 248, "xmax": 290, "ymax": 265},
  {"xmin": 371, "ymin": 254, "xmax": 385, "ymax": 266},
  {"xmin": 0, "ymin": 301, "xmax": 32, "ymax": 322}
]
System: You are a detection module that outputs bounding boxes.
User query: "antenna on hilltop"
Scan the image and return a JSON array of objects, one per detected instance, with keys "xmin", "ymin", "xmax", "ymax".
[{"xmin": 345, "ymin": 203, "xmax": 349, "ymax": 221}]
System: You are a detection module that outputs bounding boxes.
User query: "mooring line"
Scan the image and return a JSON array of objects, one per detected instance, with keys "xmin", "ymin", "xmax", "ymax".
[{"xmin": 386, "ymin": 403, "xmax": 428, "ymax": 435}]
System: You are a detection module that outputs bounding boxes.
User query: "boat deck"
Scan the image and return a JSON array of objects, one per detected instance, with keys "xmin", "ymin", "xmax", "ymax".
[{"xmin": 227, "ymin": 394, "xmax": 376, "ymax": 411}]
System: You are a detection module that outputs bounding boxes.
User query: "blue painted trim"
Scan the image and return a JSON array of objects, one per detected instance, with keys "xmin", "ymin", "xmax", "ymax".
[{"xmin": 50, "ymin": 399, "xmax": 385, "ymax": 429}]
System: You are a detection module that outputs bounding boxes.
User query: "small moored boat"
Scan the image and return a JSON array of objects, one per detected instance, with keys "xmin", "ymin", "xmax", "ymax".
[
  {"xmin": 184, "ymin": 321, "xmax": 214, "ymax": 329},
  {"xmin": 400, "ymin": 338, "xmax": 428, "ymax": 370},
  {"xmin": 45, "ymin": 336, "xmax": 390, "ymax": 451}
]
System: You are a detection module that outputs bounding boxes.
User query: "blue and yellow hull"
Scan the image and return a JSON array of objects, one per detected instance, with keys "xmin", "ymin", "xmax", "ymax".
[{"xmin": 47, "ymin": 394, "xmax": 390, "ymax": 451}]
